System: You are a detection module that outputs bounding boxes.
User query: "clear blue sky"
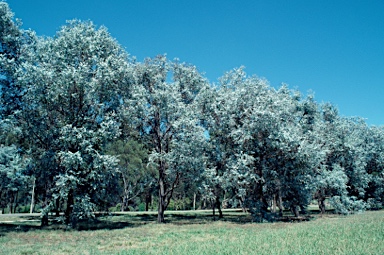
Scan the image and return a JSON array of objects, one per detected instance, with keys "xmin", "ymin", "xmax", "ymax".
[{"xmin": 6, "ymin": 0, "xmax": 384, "ymax": 125}]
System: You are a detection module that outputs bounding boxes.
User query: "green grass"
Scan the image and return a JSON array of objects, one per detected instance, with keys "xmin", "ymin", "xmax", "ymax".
[{"xmin": 0, "ymin": 210, "xmax": 383, "ymax": 255}]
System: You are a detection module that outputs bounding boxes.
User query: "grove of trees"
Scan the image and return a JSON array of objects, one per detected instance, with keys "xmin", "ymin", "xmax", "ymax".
[{"xmin": 1, "ymin": 2, "xmax": 383, "ymax": 226}]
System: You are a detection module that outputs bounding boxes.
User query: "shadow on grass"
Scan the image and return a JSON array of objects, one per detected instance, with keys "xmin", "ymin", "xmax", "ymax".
[
  {"xmin": 164, "ymin": 211, "xmax": 254, "ymax": 225},
  {"xmin": 0, "ymin": 222, "xmax": 41, "ymax": 237},
  {"xmin": 0, "ymin": 208, "xmax": 334, "ymax": 235}
]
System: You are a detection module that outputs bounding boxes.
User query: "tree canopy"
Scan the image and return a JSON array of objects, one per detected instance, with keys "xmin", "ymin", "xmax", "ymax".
[{"xmin": 1, "ymin": 2, "xmax": 383, "ymax": 225}]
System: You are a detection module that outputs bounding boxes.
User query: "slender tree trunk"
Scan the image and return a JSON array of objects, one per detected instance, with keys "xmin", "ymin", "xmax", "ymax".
[
  {"xmin": 12, "ymin": 191, "xmax": 18, "ymax": 213},
  {"xmin": 291, "ymin": 205, "xmax": 300, "ymax": 217},
  {"xmin": 121, "ymin": 173, "xmax": 128, "ymax": 212},
  {"xmin": 55, "ymin": 198, "xmax": 60, "ymax": 217},
  {"xmin": 41, "ymin": 192, "xmax": 49, "ymax": 227},
  {"xmin": 239, "ymin": 198, "xmax": 247, "ymax": 213},
  {"xmin": 256, "ymin": 182, "xmax": 269, "ymax": 220},
  {"xmin": 41, "ymin": 213, "xmax": 49, "ymax": 227},
  {"xmin": 9, "ymin": 193, "xmax": 13, "ymax": 213},
  {"xmin": 157, "ymin": 177, "xmax": 166, "ymax": 223},
  {"xmin": 260, "ymin": 196, "xmax": 269, "ymax": 220},
  {"xmin": 145, "ymin": 192, "xmax": 151, "ymax": 211},
  {"xmin": 65, "ymin": 189, "xmax": 74, "ymax": 225},
  {"xmin": 277, "ymin": 190, "xmax": 284, "ymax": 217},
  {"xmin": 122, "ymin": 196, "xmax": 128, "ymax": 212},
  {"xmin": 255, "ymin": 156, "xmax": 268, "ymax": 220},
  {"xmin": 318, "ymin": 197, "xmax": 326, "ymax": 215},
  {"xmin": 193, "ymin": 193, "xmax": 196, "ymax": 210},
  {"xmin": 30, "ymin": 177, "xmax": 36, "ymax": 214},
  {"xmin": 215, "ymin": 196, "xmax": 223, "ymax": 219},
  {"xmin": 8, "ymin": 194, "xmax": 12, "ymax": 214},
  {"xmin": 272, "ymin": 194, "xmax": 277, "ymax": 213},
  {"xmin": 0, "ymin": 189, "xmax": 3, "ymax": 214}
]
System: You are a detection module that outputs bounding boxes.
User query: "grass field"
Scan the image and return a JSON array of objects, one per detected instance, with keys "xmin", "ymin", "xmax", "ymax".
[{"xmin": 0, "ymin": 210, "xmax": 383, "ymax": 255}]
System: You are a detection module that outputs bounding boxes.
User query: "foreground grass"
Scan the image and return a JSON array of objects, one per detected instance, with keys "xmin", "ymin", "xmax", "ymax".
[{"xmin": 0, "ymin": 210, "xmax": 383, "ymax": 255}]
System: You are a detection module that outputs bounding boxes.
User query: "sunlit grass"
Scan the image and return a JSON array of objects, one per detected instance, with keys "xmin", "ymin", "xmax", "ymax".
[{"xmin": 1, "ymin": 210, "xmax": 383, "ymax": 255}]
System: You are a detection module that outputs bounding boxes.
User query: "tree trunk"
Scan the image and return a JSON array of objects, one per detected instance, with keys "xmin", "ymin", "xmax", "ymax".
[
  {"xmin": 121, "ymin": 173, "xmax": 128, "ymax": 212},
  {"xmin": 55, "ymin": 198, "xmax": 60, "ymax": 217},
  {"xmin": 318, "ymin": 197, "xmax": 326, "ymax": 214},
  {"xmin": 239, "ymin": 198, "xmax": 247, "ymax": 213},
  {"xmin": 260, "ymin": 197, "xmax": 269, "ymax": 220},
  {"xmin": 277, "ymin": 190, "xmax": 284, "ymax": 217},
  {"xmin": 272, "ymin": 194, "xmax": 277, "ymax": 213},
  {"xmin": 256, "ymin": 182, "xmax": 269, "ymax": 220},
  {"xmin": 291, "ymin": 205, "xmax": 300, "ymax": 217},
  {"xmin": 41, "ymin": 212, "xmax": 49, "ymax": 227},
  {"xmin": 157, "ymin": 177, "xmax": 166, "ymax": 223},
  {"xmin": 157, "ymin": 199, "xmax": 165, "ymax": 223},
  {"xmin": 41, "ymin": 193, "xmax": 49, "ymax": 227},
  {"xmin": 121, "ymin": 198, "xmax": 125, "ymax": 212},
  {"xmin": 193, "ymin": 193, "xmax": 196, "ymax": 210},
  {"xmin": 122, "ymin": 196, "xmax": 128, "ymax": 212},
  {"xmin": 30, "ymin": 177, "xmax": 36, "ymax": 214},
  {"xmin": 65, "ymin": 189, "xmax": 74, "ymax": 225},
  {"xmin": 215, "ymin": 196, "xmax": 223, "ymax": 219},
  {"xmin": 12, "ymin": 191, "xmax": 18, "ymax": 213},
  {"xmin": 145, "ymin": 192, "xmax": 151, "ymax": 211}
]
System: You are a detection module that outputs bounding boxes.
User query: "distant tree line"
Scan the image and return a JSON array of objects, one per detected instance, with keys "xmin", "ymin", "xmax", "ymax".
[{"xmin": 1, "ymin": 2, "xmax": 383, "ymax": 226}]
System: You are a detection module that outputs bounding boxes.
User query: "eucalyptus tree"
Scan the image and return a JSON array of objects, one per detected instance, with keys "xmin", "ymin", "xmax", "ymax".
[
  {"xmin": 127, "ymin": 56, "xmax": 206, "ymax": 223},
  {"xmin": 339, "ymin": 118, "xmax": 371, "ymax": 210},
  {"xmin": 105, "ymin": 138, "xmax": 155, "ymax": 211},
  {"xmin": 292, "ymin": 93, "xmax": 329, "ymax": 214},
  {"xmin": 0, "ymin": 144, "xmax": 29, "ymax": 213},
  {"xmin": 0, "ymin": 1, "xmax": 35, "ymax": 215},
  {"xmin": 313, "ymin": 104, "xmax": 369, "ymax": 214},
  {"xmin": 17, "ymin": 20, "xmax": 133, "ymax": 225},
  {"xmin": 0, "ymin": 1, "xmax": 24, "ymax": 117},
  {"xmin": 197, "ymin": 68, "xmax": 257, "ymax": 218},
  {"xmin": 365, "ymin": 126, "xmax": 384, "ymax": 208},
  {"xmin": 202, "ymin": 68, "xmax": 322, "ymax": 221},
  {"xmin": 310, "ymin": 103, "xmax": 339, "ymax": 213},
  {"xmin": 239, "ymin": 85, "xmax": 321, "ymax": 219},
  {"xmin": 0, "ymin": 2, "xmax": 33, "ymax": 150}
]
